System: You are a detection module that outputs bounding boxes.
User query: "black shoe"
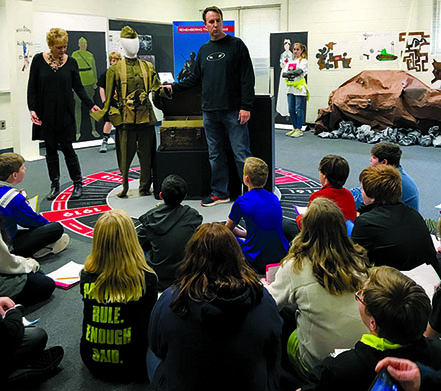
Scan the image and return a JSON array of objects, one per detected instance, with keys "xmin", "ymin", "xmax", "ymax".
[
  {"xmin": 71, "ymin": 184, "xmax": 83, "ymax": 199},
  {"xmin": 47, "ymin": 185, "xmax": 60, "ymax": 201},
  {"xmin": 7, "ymin": 346, "xmax": 64, "ymax": 383}
]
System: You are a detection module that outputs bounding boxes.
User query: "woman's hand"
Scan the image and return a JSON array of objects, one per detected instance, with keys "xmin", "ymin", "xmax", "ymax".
[
  {"xmin": 91, "ymin": 105, "xmax": 101, "ymax": 112},
  {"xmin": 30, "ymin": 111, "xmax": 42, "ymax": 125}
]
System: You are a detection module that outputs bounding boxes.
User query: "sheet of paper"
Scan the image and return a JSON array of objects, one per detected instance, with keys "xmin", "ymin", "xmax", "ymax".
[
  {"xmin": 265, "ymin": 263, "xmax": 280, "ymax": 285},
  {"xmin": 403, "ymin": 263, "xmax": 440, "ymax": 300},
  {"xmin": 293, "ymin": 205, "xmax": 308, "ymax": 215},
  {"xmin": 432, "ymin": 234, "xmax": 440, "ymax": 251},
  {"xmin": 158, "ymin": 72, "xmax": 175, "ymax": 84},
  {"xmin": 23, "ymin": 316, "xmax": 40, "ymax": 327},
  {"xmin": 27, "ymin": 195, "xmax": 38, "ymax": 212},
  {"xmin": 47, "ymin": 260, "xmax": 84, "ymax": 289}
]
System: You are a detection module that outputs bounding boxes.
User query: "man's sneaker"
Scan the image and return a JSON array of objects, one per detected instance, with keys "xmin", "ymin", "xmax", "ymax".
[
  {"xmin": 201, "ymin": 194, "xmax": 230, "ymax": 207},
  {"xmin": 33, "ymin": 234, "xmax": 70, "ymax": 259},
  {"xmin": 99, "ymin": 138, "xmax": 108, "ymax": 153},
  {"xmin": 7, "ymin": 346, "xmax": 64, "ymax": 383}
]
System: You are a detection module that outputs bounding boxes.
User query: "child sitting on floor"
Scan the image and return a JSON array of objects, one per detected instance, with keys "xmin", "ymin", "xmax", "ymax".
[
  {"xmin": 0, "ymin": 152, "xmax": 68, "ymax": 258},
  {"xmin": 300, "ymin": 266, "xmax": 441, "ymax": 391},
  {"xmin": 80, "ymin": 209, "xmax": 158, "ymax": 380},
  {"xmin": 296, "ymin": 154, "xmax": 356, "ymax": 229},
  {"xmin": 226, "ymin": 157, "xmax": 289, "ymax": 274},
  {"xmin": 137, "ymin": 174, "xmax": 202, "ymax": 291}
]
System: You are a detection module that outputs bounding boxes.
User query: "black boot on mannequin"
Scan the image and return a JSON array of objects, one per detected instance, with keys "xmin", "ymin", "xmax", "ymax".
[
  {"xmin": 46, "ymin": 155, "xmax": 60, "ymax": 201},
  {"xmin": 66, "ymin": 156, "xmax": 83, "ymax": 200}
]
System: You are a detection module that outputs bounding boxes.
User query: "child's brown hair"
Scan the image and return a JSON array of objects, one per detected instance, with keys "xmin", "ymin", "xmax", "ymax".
[{"xmin": 0, "ymin": 153, "xmax": 25, "ymax": 181}]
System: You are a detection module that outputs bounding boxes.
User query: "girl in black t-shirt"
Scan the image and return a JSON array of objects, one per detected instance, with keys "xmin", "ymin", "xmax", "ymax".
[{"xmin": 80, "ymin": 209, "xmax": 157, "ymax": 380}]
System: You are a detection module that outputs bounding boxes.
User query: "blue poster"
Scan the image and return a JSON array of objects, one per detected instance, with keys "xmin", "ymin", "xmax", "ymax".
[{"xmin": 173, "ymin": 21, "xmax": 235, "ymax": 80}]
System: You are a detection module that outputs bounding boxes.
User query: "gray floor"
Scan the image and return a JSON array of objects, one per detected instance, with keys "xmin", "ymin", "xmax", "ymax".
[{"xmin": 12, "ymin": 127, "xmax": 441, "ymax": 390}]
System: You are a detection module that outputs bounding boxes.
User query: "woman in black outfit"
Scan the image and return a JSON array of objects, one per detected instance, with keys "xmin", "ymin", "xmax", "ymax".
[{"xmin": 27, "ymin": 28, "xmax": 100, "ymax": 200}]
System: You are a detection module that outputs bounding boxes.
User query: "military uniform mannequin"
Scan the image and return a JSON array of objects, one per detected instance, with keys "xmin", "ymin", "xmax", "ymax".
[{"xmin": 93, "ymin": 26, "xmax": 168, "ymax": 197}]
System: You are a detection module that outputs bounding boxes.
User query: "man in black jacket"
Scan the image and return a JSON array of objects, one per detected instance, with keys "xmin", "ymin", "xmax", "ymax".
[{"xmin": 165, "ymin": 6, "xmax": 255, "ymax": 207}]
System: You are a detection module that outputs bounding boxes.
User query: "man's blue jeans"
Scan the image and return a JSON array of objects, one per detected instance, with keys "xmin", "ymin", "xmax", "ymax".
[
  {"xmin": 203, "ymin": 110, "xmax": 252, "ymax": 198},
  {"xmin": 287, "ymin": 94, "xmax": 306, "ymax": 129}
]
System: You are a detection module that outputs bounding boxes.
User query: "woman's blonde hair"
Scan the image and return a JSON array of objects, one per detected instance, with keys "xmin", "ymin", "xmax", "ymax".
[
  {"xmin": 293, "ymin": 42, "xmax": 308, "ymax": 61},
  {"xmin": 84, "ymin": 209, "xmax": 154, "ymax": 303},
  {"xmin": 283, "ymin": 197, "xmax": 369, "ymax": 295},
  {"xmin": 46, "ymin": 28, "xmax": 69, "ymax": 48}
]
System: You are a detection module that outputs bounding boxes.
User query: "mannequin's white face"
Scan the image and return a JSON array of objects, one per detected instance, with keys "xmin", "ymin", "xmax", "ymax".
[{"xmin": 120, "ymin": 37, "xmax": 139, "ymax": 58}]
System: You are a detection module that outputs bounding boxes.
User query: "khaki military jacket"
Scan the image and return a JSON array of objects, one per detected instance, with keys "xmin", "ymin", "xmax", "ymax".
[{"xmin": 92, "ymin": 57, "xmax": 166, "ymax": 127}]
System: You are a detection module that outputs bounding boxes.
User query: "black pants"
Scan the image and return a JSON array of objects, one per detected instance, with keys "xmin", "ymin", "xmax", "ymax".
[
  {"xmin": 45, "ymin": 140, "xmax": 77, "ymax": 159},
  {"xmin": 14, "ymin": 271, "xmax": 55, "ymax": 307},
  {"xmin": 283, "ymin": 218, "xmax": 300, "ymax": 243},
  {"xmin": 12, "ymin": 222, "xmax": 64, "ymax": 258},
  {"xmin": 5, "ymin": 327, "xmax": 48, "ymax": 378},
  {"xmin": 280, "ymin": 306, "xmax": 298, "ymax": 370}
]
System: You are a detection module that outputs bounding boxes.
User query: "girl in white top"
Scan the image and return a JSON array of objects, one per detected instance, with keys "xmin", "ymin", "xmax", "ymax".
[
  {"xmin": 283, "ymin": 42, "xmax": 309, "ymax": 137},
  {"xmin": 268, "ymin": 197, "xmax": 369, "ymax": 380},
  {"xmin": 0, "ymin": 215, "xmax": 55, "ymax": 306}
]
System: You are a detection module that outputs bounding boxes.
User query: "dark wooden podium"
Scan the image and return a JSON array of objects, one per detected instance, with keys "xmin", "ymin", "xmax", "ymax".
[{"xmin": 153, "ymin": 94, "xmax": 275, "ymax": 199}]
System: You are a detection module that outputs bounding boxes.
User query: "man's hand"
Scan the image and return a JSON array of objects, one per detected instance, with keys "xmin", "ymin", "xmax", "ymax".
[
  {"xmin": 238, "ymin": 110, "xmax": 250, "ymax": 125},
  {"xmin": 162, "ymin": 85, "xmax": 173, "ymax": 94}
]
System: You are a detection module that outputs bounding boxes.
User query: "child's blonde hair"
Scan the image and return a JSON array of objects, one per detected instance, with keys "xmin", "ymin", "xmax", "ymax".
[{"xmin": 84, "ymin": 209, "xmax": 154, "ymax": 303}]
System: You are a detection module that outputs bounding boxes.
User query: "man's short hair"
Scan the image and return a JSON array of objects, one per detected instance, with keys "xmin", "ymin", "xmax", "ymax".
[
  {"xmin": 244, "ymin": 157, "xmax": 268, "ymax": 188},
  {"xmin": 318, "ymin": 154, "xmax": 350, "ymax": 189},
  {"xmin": 359, "ymin": 165, "xmax": 401, "ymax": 205},
  {"xmin": 161, "ymin": 175, "xmax": 187, "ymax": 206},
  {"xmin": 202, "ymin": 6, "xmax": 223, "ymax": 22},
  {"xmin": 363, "ymin": 266, "xmax": 431, "ymax": 344},
  {"xmin": 370, "ymin": 142, "xmax": 402, "ymax": 167},
  {"xmin": 0, "ymin": 153, "xmax": 25, "ymax": 181}
]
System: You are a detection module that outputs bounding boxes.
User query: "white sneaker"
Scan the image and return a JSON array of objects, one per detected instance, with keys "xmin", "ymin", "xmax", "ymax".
[{"xmin": 32, "ymin": 234, "xmax": 70, "ymax": 259}]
